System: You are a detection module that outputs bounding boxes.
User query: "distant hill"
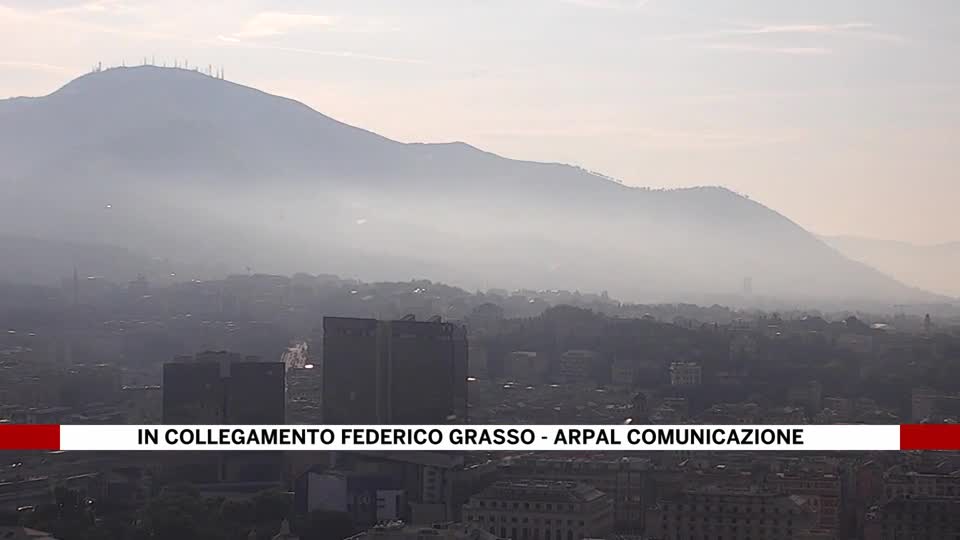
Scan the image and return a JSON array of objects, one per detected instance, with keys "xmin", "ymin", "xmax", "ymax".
[
  {"xmin": 0, "ymin": 66, "xmax": 943, "ymax": 305},
  {"xmin": 822, "ymin": 235, "xmax": 960, "ymax": 298},
  {"xmin": 0, "ymin": 234, "xmax": 221, "ymax": 286}
]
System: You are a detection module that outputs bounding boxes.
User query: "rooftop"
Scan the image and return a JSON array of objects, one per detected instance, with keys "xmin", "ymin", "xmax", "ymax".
[{"xmin": 472, "ymin": 479, "xmax": 607, "ymax": 503}]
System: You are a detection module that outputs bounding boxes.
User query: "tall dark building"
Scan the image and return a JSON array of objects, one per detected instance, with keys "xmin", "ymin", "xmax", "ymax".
[
  {"xmin": 451, "ymin": 324, "xmax": 469, "ymax": 422},
  {"xmin": 161, "ymin": 359, "xmax": 224, "ymax": 424},
  {"xmin": 322, "ymin": 316, "xmax": 468, "ymax": 424},
  {"xmin": 162, "ymin": 351, "xmax": 285, "ymax": 424},
  {"xmin": 161, "ymin": 351, "xmax": 286, "ymax": 483},
  {"xmin": 321, "ymin": 318, "xmax": 382, "ymax": 424},
  {"xmin": 226, "ymin": 361, "xmax": 287, "ymax": 425}
]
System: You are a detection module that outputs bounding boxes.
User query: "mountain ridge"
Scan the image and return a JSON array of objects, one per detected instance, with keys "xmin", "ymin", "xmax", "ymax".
[
  {"xmin": 822, "ymin": 235, "xmax": 960, "ymax": 298},
  {"xmin": 0, "ymin": 66, "xmax": 944, "ymax": 305}
]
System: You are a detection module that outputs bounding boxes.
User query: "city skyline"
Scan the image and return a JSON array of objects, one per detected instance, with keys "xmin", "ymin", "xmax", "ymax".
[{"xmin": 2, "ymin": 0, "xmax": 958, "ymax": 244}]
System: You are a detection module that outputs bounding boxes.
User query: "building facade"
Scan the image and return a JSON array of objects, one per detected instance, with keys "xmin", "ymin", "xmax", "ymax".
[
  {"xmin": 669, "ymin": 362, "xmax": 702, "ymax": 387},
  {"xmin": 499, "ymin": 455, "xmax": 650, "ymax": 533},
  {"xmin": 557, "ymin": 350, "xmax": 598, "ymax": 384},
  {"xmin": 161, "ymin": 351, "xmax": 285, "ymax": 483},
  {"xmin": 462, "ymin": 480, "xmax": 614, "ymax": 540},
  {"xmin": 347, "ymin": 522, "xmax": 503, "ymax": 540},
  {"xmin": 645, "ymin": 486, "xmax": 818, "ymax": 540},
  {"xmin": 863, "ymin": 497, "xmax": 960, "ymax": 540},
  {"xmin": 322, "ymin": 316, "xmax": 468, "ymax": 424}
]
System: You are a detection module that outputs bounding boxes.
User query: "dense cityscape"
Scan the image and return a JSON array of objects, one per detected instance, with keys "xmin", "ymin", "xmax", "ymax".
[
  {"xmin": 4, "ymin": 2, "xmax": 960, "ymax": 539},
  {"xmin": 2, "ymin": 272, "xmax": 960, "ymax": 539}
]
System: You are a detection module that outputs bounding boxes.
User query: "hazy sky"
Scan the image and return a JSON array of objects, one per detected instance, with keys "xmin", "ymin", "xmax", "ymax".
[{"xmin": 2, "ymin": 0, "xmax": 958, "ymax": 244}]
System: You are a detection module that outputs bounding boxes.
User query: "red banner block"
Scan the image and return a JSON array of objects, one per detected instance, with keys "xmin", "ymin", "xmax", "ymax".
[
  {"xmin": 900, "ymin": 424, "xmax": 960, "ymax": 450},
  {"xmin": 0, "ymin": 424, "xmax": 60, "ymax": 450}
]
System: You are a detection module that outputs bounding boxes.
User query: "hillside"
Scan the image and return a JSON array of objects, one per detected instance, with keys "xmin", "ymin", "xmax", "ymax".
[
  {"xmin": 0, "ymin": 234, "xmax": 221, "ymax": 287},
  {"xmin": 0, "ymin": 66, "xmax": 941, "ymax": 304},
  {"xmin": 823, "ymin": 235, "xmax": 960, "ymax": 298}
]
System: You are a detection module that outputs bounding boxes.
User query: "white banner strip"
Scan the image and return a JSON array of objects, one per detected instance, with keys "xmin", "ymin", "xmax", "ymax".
[{"xmin": 59, "ymin": 425, "xmax": 902, "ymax": 451}]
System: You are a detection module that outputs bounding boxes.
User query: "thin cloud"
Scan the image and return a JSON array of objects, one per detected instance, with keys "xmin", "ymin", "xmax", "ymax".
[
  {"xmin": 478, "ymin": 125, "xmax": 804, "ymax": 149},
  {"xmin": 726, "ymin": 22, "xmax": 873, "ymax": 35},
  {"xmin": 45, "ymin": 0, "xmax": 130, "ymax": 15},
  {"xmin": 231, "ymin": 12, "xmax": 339, "ymax": 39},
  {"xmin": 0, "ymin": 3, "xmax": 187, "ymax": 41},
  {"xmin": 669, "ymin": 82, "xmax": 960, "ymax": 104},
  {"xmin": 223, "ymin": 12, "xmax": 395, "ymax": 42},
  {"xmin": 561, "ymin": 0, "xmax": 649, "ymax": 11},
  {"xmin": 658, "ymin": 21, "xmax": 905, "ymax": 45},
  {"xmin": 0, "ymin": 5, "xmax": 27, "ymax": 20},
  {"xmin": 0, "ymin": 60, "xmax": 73, "ymax": 73},
  {"xmin": 0, "ymin": 4, "xmax": 414, "ymax": 66},
  {"xmin": 723, "ymin": 22, "xmax": 906, "ymax": 43},
  {"xmin": 270, "ymin": 45, "xmax": 425, "ymax": 65},
  {"xmin": 704, "ymin": 44, "xmax": 832, "ymax": 56},
  {"xmin": 0, "ymin": 1, "xmax": 129, "ymax": 15},
  {"xmin": 216, "ymin": 40, "xmax": 426, "ymax": 65}
]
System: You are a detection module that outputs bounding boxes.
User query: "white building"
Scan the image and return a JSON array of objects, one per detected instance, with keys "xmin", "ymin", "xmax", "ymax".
[
  {"xmin": 669, "ymin": 362, "xmax": 702, "ymax": 387},
  {"xmin": 558, "ymin": 350, "xmax": 598, "ymax": 384}
]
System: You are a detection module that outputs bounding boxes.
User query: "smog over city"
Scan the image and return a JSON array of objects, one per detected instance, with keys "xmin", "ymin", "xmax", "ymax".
[{"xmin": 1, "ymin": 2, "xmax": 960, "ymax": 540}]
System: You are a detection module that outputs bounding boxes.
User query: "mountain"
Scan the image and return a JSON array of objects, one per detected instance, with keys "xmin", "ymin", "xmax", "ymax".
[
  {"xmin": 822, "ymin": 235, "xmax": 960, "ymax": 298},
  {"xmin": 0, "ymin": 234, "xmax": 222, "ymax": 287},
  {"xmin": 0, "ymin": 66, "xmax": 942, "ymax": 305}
]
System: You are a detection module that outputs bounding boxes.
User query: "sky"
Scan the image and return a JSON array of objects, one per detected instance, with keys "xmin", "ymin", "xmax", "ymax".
[{"xmin": 1, "ymin": 0, "xmax": 959, "ymax": 245}]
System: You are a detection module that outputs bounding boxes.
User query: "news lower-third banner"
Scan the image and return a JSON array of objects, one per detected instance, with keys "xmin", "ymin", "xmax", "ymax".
[{"xmin": 2, "ymin": 424, "xmax": 959, "ymax": 451}]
